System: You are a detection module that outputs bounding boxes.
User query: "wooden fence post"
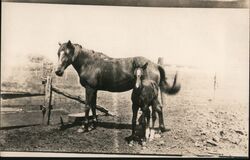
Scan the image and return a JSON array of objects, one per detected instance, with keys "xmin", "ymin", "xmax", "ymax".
[
  {"xmin": 213, "ymin": 72, "xmax": 217, "ymax": 100},
  {"xmin": 158, "ymin": 57, "xmax": 164, "ymax": 105},
  {"xmin": 157, "ymin": 57, "xmax": 164, "ymax": 66},
  {"xmin": 44, "ymin": 76, "xmax": 53, "ymax": 125}
]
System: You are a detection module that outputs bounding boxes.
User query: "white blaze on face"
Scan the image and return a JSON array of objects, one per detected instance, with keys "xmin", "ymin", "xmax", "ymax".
[
  {"xmin": 66, "ymin": 49, "xmax": 70, "ymax": 54},
  {"xmin": 135, "ymin": 69, "xmax": 142, "ymax": 88},
  {"xmin": 56, "ymin": 51, "xmax": 66, "ymax": 72},
  {"xmin": 59, "ymin": 51, "xmax": 65, "ymax": 63},
  {"xmin": 59, "ymin": 50, "xmax": 68, "ymax": 66}
]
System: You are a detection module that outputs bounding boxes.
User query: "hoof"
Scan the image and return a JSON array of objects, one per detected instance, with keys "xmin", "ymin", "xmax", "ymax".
[
  {"xmin": 82, "ymin": 125, "xmax": 90, "ymax": 132},
  {"xmin": 140, "ymin": 138, "xmax": 147, "ymax": 146},
  {"xmin": 77, "ymin": 128, "xmax": 84, "ymax": 133},
  {"xmin": 160, "ymin": 127, "xmax": 168, "ymax": 133},
  {"xmin": 128, "ymin": 140, "xmax": 134, "ymax": 147},
  {"xmin": 88, "ymin": 123, "xmax": 96, "ymax": 131},
  {"xmin": 84, "ymin": 128, "xmax": 89, "ymax": 132},
  {"xmin": 80, "ymin": 124, "xmax": 89, "ymax": 132},
  {"xmin": 82, "ymin": 123, "xmax": 90, "ymax": 132},
  {"xmin": 141, "ymin": 141, "xmax": 146, "ymax": 146},
  {"xmin": 92, "ymin": 121, "xmax": 98, "ymax": 129},
  {"xmin": 125, "ymin": 135, "xmax": 138, "ymax": 143}
]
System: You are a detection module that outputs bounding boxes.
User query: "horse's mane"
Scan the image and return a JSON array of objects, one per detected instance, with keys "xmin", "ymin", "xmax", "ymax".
[{"xmin": 75, "ymin": 43, "xmax": 111, "ymax": 59}]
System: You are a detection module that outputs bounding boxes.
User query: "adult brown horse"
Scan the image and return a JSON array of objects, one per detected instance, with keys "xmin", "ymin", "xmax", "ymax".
[{"xmin": 55, "ymin": 40, "xmax": 180, "ymax": 132}]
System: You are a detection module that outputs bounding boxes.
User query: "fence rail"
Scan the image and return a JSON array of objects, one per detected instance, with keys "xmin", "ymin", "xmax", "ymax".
[
  {"xmin": 1, "ymin": 92, "xmax": 45, "ymax": 99},
  {"xmin": 1, "ymin": 75, "xmax": 113, "ymax": 127}
]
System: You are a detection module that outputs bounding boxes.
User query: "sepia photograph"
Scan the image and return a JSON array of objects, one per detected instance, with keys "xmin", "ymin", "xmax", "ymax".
[{"xmin": 1, "ymin": 0, "xmax": 249, "ymax": 158}]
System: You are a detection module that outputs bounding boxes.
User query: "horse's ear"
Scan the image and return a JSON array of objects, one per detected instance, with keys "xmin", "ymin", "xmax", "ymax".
[
  {"xmin": 58, "ymin": 42, "xmax": 62, "ymax": 46},
  {"xmin": 142, "ymin": 62, "xmax": 148, "ymax": 70},
  {"xmin": 66, "ymin": 40, "xmax": 73, "ymax": 48},
  {"xmin": 132, "ymin": 61, "xmax": 137, "ymax": 69}
]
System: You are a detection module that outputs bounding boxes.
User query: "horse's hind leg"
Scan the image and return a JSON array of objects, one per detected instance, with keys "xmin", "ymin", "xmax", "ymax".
[
  {"xmin": 153, "ymin": 100, "xmax": 166, "ymax": 132},
  {"xmin": 157, "ymin": 89, "xmax": 166, "ymax": 132}
]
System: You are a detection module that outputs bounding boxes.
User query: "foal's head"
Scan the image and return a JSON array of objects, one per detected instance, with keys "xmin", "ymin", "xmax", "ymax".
[
  {"xmin": 55, "ymin": 40, "xmax": 80, "ymax": 76},
  {"xmin": 133, "ymin": 62, "xmax": 148, "ymax": 89}
]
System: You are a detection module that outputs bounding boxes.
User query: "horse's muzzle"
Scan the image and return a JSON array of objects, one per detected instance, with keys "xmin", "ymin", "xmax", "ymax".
[{"xmin": 55, "ymin": 70, "xmax": 63, "ymax": 76}]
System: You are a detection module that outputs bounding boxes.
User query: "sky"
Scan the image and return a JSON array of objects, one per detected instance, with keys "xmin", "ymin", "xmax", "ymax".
[{"xmin": 1, "ymin": 2, "xmax": 249, "ymax": 77}]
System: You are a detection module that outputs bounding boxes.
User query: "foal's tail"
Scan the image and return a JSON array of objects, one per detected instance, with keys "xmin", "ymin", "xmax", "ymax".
[{"xmin": 158, "ymin": 65, "xmax": 181, "ymax": 95}]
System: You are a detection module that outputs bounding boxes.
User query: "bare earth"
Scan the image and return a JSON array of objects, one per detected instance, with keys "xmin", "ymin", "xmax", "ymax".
[{"xmin": 0, "ymin": 67, "xmax": 248, "ymax": 157}]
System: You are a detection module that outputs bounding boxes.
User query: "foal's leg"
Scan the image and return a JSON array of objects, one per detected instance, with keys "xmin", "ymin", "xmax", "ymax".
[
  {"xmin": 131, "ymin": 103, "xmax": 139, "ymax": 139},
  {"xmin": 145, "ymin": 108, "xmax": 151, "ymax": 141},
  {"xmin": 139, "ymin": 106, "xmax": 150, "ymax": 144},
  {"xmin": 149, "ymin": 102, "xmax": 157, "ymax": 141},
  {"xmin": 140, "ymin": 111, "xmax": 146, "ymax": 144},
  {"xmin": 151, "ymin": 100, "xmax": 158, "ymax": 129},
  {"xmin": 151, "ymin": 107, "xmax": 157, "ymax": 129}
]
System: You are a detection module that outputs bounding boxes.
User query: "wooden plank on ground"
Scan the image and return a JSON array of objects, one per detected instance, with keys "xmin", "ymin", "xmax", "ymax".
[
  {"xmin": 67, "ymin": 112, "xmax": 99, "ymax": 124},
  {"xmin": 68, "ymin": 112, "xmax": 91, "ymax": 117}
]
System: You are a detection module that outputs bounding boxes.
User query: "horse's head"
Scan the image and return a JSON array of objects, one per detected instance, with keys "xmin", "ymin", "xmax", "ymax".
[
  {"xmin": 133, "ymin": 62, "xmax": 148, "ymax": 89},
  {"xmin": 55, "ymin": 40, "xmax": 76, "ymax": 76}
]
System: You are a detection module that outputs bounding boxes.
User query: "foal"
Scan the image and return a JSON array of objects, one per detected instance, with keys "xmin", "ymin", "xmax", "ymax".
[{"xmin": 130, "ymin": 62, "xmax": 163, "ymax": 143}]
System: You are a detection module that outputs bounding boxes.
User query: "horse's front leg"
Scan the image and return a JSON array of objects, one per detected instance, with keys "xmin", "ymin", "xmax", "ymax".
[
  {"xmin": 131, "ymin": 103, "xmax": 139, "ymax": 140},
  {"xmin": 83, "ymin": 106, "xmax": 90, "ymax": 132},
  {"xmin": 90, "ymin": 90, "xmax": 98, "ymax": 128},
  {"xmin": 84, "ymin": 87, "xmax": 97, "ymax": 132}
]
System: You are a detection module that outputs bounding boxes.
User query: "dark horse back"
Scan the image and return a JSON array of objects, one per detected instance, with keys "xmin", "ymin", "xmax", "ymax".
[{"xmin": 77, "ymin": 55, "xmax": 162, "ymax": 92}]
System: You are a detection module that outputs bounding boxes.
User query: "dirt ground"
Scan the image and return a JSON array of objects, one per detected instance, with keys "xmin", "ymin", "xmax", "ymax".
[{"xmin": 0, "ymin": 67, "xmax": 248, "ymax": 157}]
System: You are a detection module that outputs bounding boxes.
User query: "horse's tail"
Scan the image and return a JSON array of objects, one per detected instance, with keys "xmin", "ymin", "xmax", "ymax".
[{"xmin": 158, "ymin": 65, "xmax": 181, "ymax": 95}]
